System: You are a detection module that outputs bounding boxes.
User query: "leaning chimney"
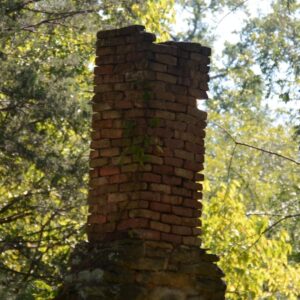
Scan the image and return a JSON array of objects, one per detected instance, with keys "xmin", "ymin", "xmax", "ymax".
[{"xmin": 56, "ymin": 25, "xmax": 226, "ymax": 300}]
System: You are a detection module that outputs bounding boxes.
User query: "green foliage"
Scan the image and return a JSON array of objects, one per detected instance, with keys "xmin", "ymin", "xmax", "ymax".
[
  {"xmin": 203, "ymin": 180, "xmax": 300, "ymax": 299},
  {"xmin": 0, "ymin": 0, "xmax": 174, "ymax": 298}
]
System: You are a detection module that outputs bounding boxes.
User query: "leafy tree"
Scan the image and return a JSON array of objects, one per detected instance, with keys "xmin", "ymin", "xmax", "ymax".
[{"xmin": 0, "ymin": 0, "xmax": 174, "ymax": 298}]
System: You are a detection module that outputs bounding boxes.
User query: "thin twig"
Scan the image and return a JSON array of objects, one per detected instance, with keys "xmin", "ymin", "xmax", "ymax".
[{"xmin": 211, "ymin": 121, "xmax": 300, "ymax": 165}]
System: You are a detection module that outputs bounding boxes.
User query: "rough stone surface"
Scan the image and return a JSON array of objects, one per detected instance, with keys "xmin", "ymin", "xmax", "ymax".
[{"xmin": 55, "ymin": 25, "xmax": 226, "ymax": 300}]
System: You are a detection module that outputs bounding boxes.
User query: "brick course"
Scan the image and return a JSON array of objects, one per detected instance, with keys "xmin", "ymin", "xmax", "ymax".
[{"xmin": 87, "ymin": 25, "xmax": 210, "ymax": 247}]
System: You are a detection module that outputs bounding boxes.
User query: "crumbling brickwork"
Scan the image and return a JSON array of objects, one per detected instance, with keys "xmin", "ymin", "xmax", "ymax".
[{"xmin": 56, "ymin": 25, "xmax": 226, "ymax": 300}]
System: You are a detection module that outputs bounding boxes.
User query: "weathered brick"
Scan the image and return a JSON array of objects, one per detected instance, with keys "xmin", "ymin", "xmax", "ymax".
[
  {"xmin": 131, "ymin": 229, "xmax": 161, "ymax": 240},
  {"xmin": 161, "ymin": 214, "xmax": 182, "ymax": 225},
  {"xmin": 120, "ymin": 182, "xmax": 147, "ymax": 192},
  {"xmin": 165, "ymin": 138, "xmax": 184, "ymax": 149},
  {"xmin": 150, "ymin": 183, "xmax": 171, "ymax": 194},
  {"xmin": 164, "ymin": 157, "xmax": 183, "ymax": 168},
  {"xmin": 174, "ymin": 149, "xmax": 194, "ymax": 161},
  {"xmin": 154, "ymin": 110, "xmax": 175, "ymax": 120},
  {"xmin": 90, "ymin": 177, "xmax": 108, "ymax": 187},
  {"xmin": 161, "ymin": 232, "xmax": 182, "ymax": 244},
  {"xmin": 153, "ymin": 165, "xmax": 174, "ymax": 175},
  {"xmin": 173, "ymin": 206, "xmax": 193, "ymax": 217},
  {"xmin": 100, "ymin": 148, "xmax": 120, "ymax": 157},
  {"xmin": 94, "ymin": 64, "xmax": 114, "ymax": 75},
  {"xmin": 172, "ymin": 225, "xmax": 192, "ymax": 236},
  {"xmin": 161, "ymin": 195, "xmax": 183, "ymax": 205},
  {"xmin": 150, "ymin": 202, "xmax": 171, "ymax": 213},
  {"xmin": 182, "ymin": 236, "xmax": 201, "ymax": 246},
  {"xmin": 156, "ymin": 72, "xmax": 177, "ymax": 84},
  {"xmin": 88, "ymin": 214, "xmax": 106, "ymax": 224},
  {"xmin": 142, "ymin": 172, "xmax": 162, "ymax": 183},
  {"xmin": 90, "ymin": 158, "xmax": 108, "ymax": 168},
  {"xmin": 162, "ymin": 175, "xmax": 182, "ymax": 186},
  {"xmin": 99, "ymin": 166, "xmax": 120, "ymax": 176},
  {"xmin": 108, "ymin": 193, "xmax": 128, "ymax": 203},
  {"xmin": 174, "ymin": 168, "xmax": 194, "ymax": 180},
  {"xmin": 91, "ymin": 139, "xmax": 110, "ymax": 149},
  {"xmin": 155, "ymin": 53, "xmax": 177, "ymax": 66},
  {"xmin": 172, "ymin": 186, "xmax": 192, "ymax": 197},
  {"xmin": 117, "ymin": 218, "xmax": 149, "ymax": 230},
  {"xmin": 129, "ymin": 209, "xmax": 160, "ymax": 220},
  {"xmin": 150, "ymin": 221, "xmax": 171, "ymax": 233},
  {"xmin": 101, "ymin": 129, "xmax": 123, "ymax": 139},
  {"xmin": 102, "ymin": 110, "xmax": 122, "ymax": 119},
  {"xmin": 109, "ymin": 174, "xmax": 129, "ymax": 184}
]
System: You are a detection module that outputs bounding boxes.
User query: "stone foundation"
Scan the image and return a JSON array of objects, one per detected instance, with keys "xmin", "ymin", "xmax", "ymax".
[{"xmin": 56, "ymin": 240, "xmax": 225, "ymax": 300}]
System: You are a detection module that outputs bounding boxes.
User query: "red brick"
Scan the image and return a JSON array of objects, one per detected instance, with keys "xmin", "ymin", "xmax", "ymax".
[
  {"xmin": 90, "ymin": 158, "xmax": 108, "ymax": 168},
  {"xmin": 172, "ymin": 186, "xmax": 192, "ymax": 197},
  {"xmin": 131, "ymin": 229, "xmax": 161, "ymax": 241},
  {"xmin": 94, "ymin": 64, "xmax": 114, "ymax": 75},
  {"xmin": 164, "ymin": 157, "xmax": 183, "ymax": 168},
  {"xmin": 155, "ymin": 110, "xmax": 175, "ymax": 120},
  {"xmin": 150, "ymin": 183, "xmax": 171, "ymax": 194},
  {"xmin": 146, "ymin": 155, "xmax": 163, "ymax": 165},
  {"xmin": 91, "ymin": 184, "xmax": 119, "ymax": 196},
  {"xmin": 88, "ymin": 214, "xmax": 106, "ymax": 224},
  {"xmin": 94, "ymin": 83, "xmax": 113, "ymax": 93},
  {"xmin": 120, "ymin": 182, "xmax": 147, "ymax": 192},
  {"xmin": 174, "ymin": 149, "xmax": 194, "ymax": 161},
  {"xmin": 108, "ymin": 193, "xmax": 128, "ymax": 203},
  {"xmin": 109, "ymin": 174, "xmax": 129, "ymax": 184},
  {"xmin": 161, "ymin": 214, "xmax": 182, "ymax": 225},
  {"xmin": 150, "ymin": 221, "xmax": 171, "ymax": 233},
  {"xmin": 91, "ymin": 139, "xmax": 110, "ymax": 150},
  {"xmin": 195, "ymin": 173, "xmax": 204, "ymax": 181},
  {"xmin": 150, "ymin": 202, "xmax": 171, "ymax": 213},
  {"xmin": 183, "ymin": 180, "xmax": 200, "ymax": 191},
  {"xmin": 182, "ymin": 236, "xmax": 201, "ymax": 246},
  {"xmin": 165, "ymin": 139, "xmax": 184, "ymax": 149},
  {"xmin": 182, "ymin": 199, "xmax": 202, "ymax": 209},
  {"xmin": 99, "ymin": 166, "xmax": 120, "ymax": 176},
  {"xmin": 100, "ymin": 148, "xmax": 120, "ymax": 157},
  {"xmin": 165, "ymin": 102, "xmax": 186, "ymax": 113},
  {"xmin": 102, "ymin": 110, "xmax": 122, "ymax": 119},
  {"xmin": 185, "ymin": 142, "xmax": 204, "ymax": 154},
  {"xmin": 161, "ymin": 233, "xmax": 182, "ymax": 244},
  {"xmin": 165, "ymin": 120, "xmax": 187, "ymax": 131},
  {"xmin": 142, "ymin": 172, "xmax": 162, "ymax": 183},
  {"xmin": 156, "ymin": 72, "xmax": 177, "ymax": 84},
  {"xmin": 187, "ymin": 106, "xmax": 207, "ymax": 119},
  {"xmin": 195, "ymin": 154, "xmax": 205, "ymax": 164},
  {"xmin": 132, "ymin": 191, "xmax": 161, "ymax": 201},
  {"xmin": 117, "ymin": 218, "xmax": 149, "ymax": 230},
  {"xmin": 162, "ymin": 175, "xmax": 182, "ymax": 186},
  {"xmin": 174, "ymin": 168, "xmax": 194, "ymax": 180},
  {"xmin": 91, "ymin": 131, "xmax": 101, "ymax": 140},
  {"xmin": 153, "ymin": 165, "xmax": 173, "ymax": 175},
  {"xmin": 93, "ymin": 119, "xmax": 113, "ymax": 129},
  {"xmin": 192, "ymin": 227, "xmax": 202, "ymax": 236},
  {"xmin": 161, "ymin": 195, "xmax": 183, "ymax": 205},
  {"xmin": 172, "ymin": 206, "xmax": 193, "ymax": 217},
  {"xmin": 90, "ymin": 177, "xmax": 108, "ymax": 187},
  {"xmin": 168, "ymin": 84, "xmax": 187, "ymax": 95},
  {"xmin": 172, "ymin": 225, "xmax": 192, "ymax": 236},
  {"xmin": 155, "ymin": 53, "xmax": 177, "ymax": 66},
  {"xmin": 181, "ymin": 217, "xmax": 200, "ymax": 227},
  {"xmin": 129, "ymin": 209, "xmax": 160, "ymax": 220},
  {"xmin": 98, "ymin": 203, "xmax": 118, "ymax": 214},
  {"xmin": 93, "ymin": 91, "xmax": 123, "ymax": 102},
  {"xmin": 90, "ymin": 150, "xmax": 99, "ymax": 159},
  {"xmin": 101, "ymin": 129, "xmax": 123, "ymax": 139},
  {"xmin": 149, "ymin": 62, "xmax": 167, "ymax": 72},
  {"xmin": 89, "ymin": 168, "xmax": 98, "ymax": 178}
]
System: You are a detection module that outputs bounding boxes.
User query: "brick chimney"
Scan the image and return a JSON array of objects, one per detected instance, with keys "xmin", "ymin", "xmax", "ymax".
[{"xmin": 56, "ymin": 25, "xmax": 226, "ymax": 300}]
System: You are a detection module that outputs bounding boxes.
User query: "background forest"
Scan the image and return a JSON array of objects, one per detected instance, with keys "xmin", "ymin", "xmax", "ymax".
[{"xmin": 0, "ymin": 0, "xmax": 299, "ymax": 299}]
